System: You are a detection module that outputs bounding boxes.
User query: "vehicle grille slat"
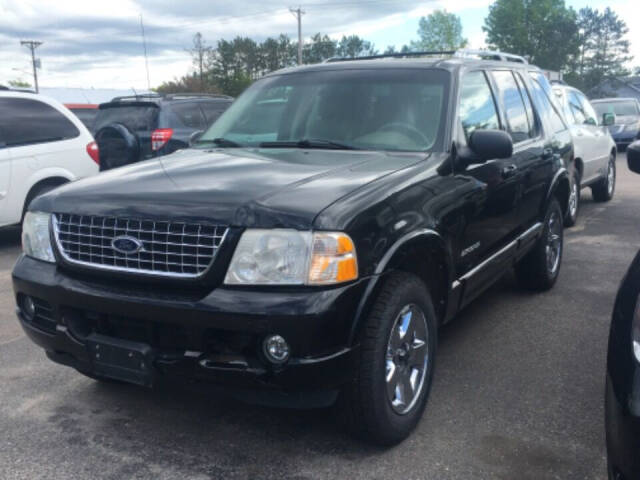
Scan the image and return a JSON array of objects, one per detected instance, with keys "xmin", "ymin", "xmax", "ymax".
[{"xmin": 52, "ymin": 213, "xmax": 227, "ymax": 278}]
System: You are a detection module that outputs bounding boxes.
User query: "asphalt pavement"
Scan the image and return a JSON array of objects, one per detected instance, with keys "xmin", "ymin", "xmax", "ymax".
[{"xmin": 1, "ymin": 153, "xmax": 638, "ymax": 479}]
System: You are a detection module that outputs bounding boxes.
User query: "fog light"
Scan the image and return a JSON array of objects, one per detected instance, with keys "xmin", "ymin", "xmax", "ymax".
[
  {"xmin": 263, "ymin": 335, "xmax": 290, "ymax": 364},
  {"xmin": 22, "ymin": 296, "xmax": 36, "ymax": 320}
]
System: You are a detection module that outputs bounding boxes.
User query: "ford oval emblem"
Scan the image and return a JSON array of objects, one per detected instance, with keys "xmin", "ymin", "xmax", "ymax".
[{"xmin": 111, "ymin": 236, "xmax": 144, "ymax": 255}]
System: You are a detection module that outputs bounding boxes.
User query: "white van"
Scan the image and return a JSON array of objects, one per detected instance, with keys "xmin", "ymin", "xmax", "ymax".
[{"xmin": 0, "ymin": 91, "xmax": 99, "ymax": 227}]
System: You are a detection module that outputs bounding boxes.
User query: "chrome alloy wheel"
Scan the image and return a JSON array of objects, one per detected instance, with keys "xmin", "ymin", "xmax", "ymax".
[
  {"xmin": 607, "ymin": 159, "xmax": 615, "ymax": 196},
  {"xmin": 546, "ymin": 209, "xmax": 562, "ymax": 276},
  {"xmin": 385, "ymin": 304, "xmax": 429, "ymax": 415},
  {"xmin": 568, "ymin": 181, "xmax": 578, "ymax": 218}
]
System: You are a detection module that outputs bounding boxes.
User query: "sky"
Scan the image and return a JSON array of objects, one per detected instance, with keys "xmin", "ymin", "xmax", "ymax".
[{"xmin": 0, "ymin": 0, "xmax": 637, "ymax": 90}]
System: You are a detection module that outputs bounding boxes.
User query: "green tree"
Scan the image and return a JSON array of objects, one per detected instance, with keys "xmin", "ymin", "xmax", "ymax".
[
  {"xmin": 303, "ymin": 33, "xmax": 337, "ymax": 64},
  {"xmin": 187, "ymin": 32, "xmax": 212, "ymax": 91},
  {"xmin": 336, "ymin": 35, "xmax": 377, "ymax": 58},
  {"xmin": 483, "ymin": 0, "xmax": 579, "ymax": 71},
  {"xmin": 410, "ymin": 10, "xmax": 468, "ymax": 52},
  {"xmin": 8, "ymin": 79, "xmax": 31, "ymax": 88}
]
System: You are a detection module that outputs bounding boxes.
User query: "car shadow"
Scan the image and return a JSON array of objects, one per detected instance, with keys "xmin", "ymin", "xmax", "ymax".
[{"xmin": 0, "ymin": 226, "xmax": 21, "ymax": 248}]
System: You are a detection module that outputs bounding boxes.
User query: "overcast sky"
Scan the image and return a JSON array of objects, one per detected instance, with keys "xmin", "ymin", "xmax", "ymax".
[{"xmin": 0, "ymin": 0, "xmax": 637, "ymax": 90}]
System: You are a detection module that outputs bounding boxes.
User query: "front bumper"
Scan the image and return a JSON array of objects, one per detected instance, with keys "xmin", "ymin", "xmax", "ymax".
[{"xmin": 12, "ymin": 255, "xmax": 368, "ymax": 407}]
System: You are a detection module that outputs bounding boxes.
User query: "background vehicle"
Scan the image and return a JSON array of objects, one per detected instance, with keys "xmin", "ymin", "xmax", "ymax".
[
  {"xmin": 592, "ymin": 98, "xmax": 640, "ymax": 151},
  {"xmin": 553, "ymin": 84, "xmax": 617, "ymax": 226},
  {"xmin": 65, "ymin": 103, "xmax": 99, "ymax": 131},
  {"xmin": 0, "ymin": 91, "xmax": 99, "ymax": 228},
  {"xmin": 93, "ymin": 93, "xmax": 233, "ymax": 170},
  {"xmin": 606, "ymin": 140, "xmax": 640, "ymax": 480},
  {"xmin": 13, "ymin": 51, "xmax": 571, "ymax": 445}
]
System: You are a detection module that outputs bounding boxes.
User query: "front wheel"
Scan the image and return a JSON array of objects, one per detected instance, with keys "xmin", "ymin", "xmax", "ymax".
[
  {"xmin": 592, "ymin": 154, "xmax": 616, "ymax": 202},
  {"xmin": 515, "ymin": 198, "xmax": 564, "ymax": 291},
  {"xmin": 340, "ymin": 272, "xmax": 437, "ymax": 445}
]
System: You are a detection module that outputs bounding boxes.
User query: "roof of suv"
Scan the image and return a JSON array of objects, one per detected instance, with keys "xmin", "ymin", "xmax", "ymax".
[
  {"xmin": 591, "ymin": 97, "xmax": 639, "ymax": 103},
  {"xmin": 101, "ymin": 93, "xmax": 232, "ymax": 107}
]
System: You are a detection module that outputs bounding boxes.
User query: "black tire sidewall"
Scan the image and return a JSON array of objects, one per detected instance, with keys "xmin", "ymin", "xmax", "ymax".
[{"xmin": 353, "ymin": 273, "xmax": 437, "ymax": 445}]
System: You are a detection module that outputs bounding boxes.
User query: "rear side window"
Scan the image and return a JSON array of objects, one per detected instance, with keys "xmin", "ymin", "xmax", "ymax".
[
  {"xmin": 0, "ymin": 97, "xmax": 80, "ymax": 147},
  {"xmin": 168, "ymin": 102, "xmax": 206, "ymax": 129},
  {"xmin": 200, "ymin": 101, "xmax": 232, "ymax": 124},
  {"xmin": 528, "ymin": 72, "xmax": 567, "ymax": 134},
  {"xmin": 458, "ymin": 71, "xmax": 500, "ymax": 139},
  {"xmin": 492, "ymin": 70, "xmax": 534, "ymax": 143},
  {"xmin": 94, "ymin": 105, "xmax": 158, "ymax": 133}
]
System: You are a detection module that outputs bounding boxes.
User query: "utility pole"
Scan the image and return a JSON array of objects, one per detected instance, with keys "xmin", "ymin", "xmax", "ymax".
[
  {"xmin": 140, "ymin": 14, "xmax": 151, "ymax": 91},
  {"xmin": 20, "ymin": 40, "xmax": 42, "ymax": 93},
  {"xmin": 289, "ymin": 6, "xmax": 305, "ymax": 65}
]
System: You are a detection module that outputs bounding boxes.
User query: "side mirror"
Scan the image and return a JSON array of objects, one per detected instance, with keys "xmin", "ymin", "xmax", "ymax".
[
  {"xmin": 602, "ymin": 113, "xmax": 616, "ymax": 126},
  {"xmin": 467, "ymin": 129, "xmax": 513, "ymax": 163},
  {"xmin": 628, "ymin": 141, "xmax": 640, "ymax": 174},
  {"xmin": 189, "ymin": 130, "xmax": 204, "ymax": 147},
  {"xmin": 584, "ymin": 117, "xmax": 597, "ymax": 126}
]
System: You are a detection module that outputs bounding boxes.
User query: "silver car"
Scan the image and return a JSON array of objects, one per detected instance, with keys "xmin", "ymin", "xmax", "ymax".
[{"xmin": 553, "ymin": 84, "xmax": 617, "ymax": 226}]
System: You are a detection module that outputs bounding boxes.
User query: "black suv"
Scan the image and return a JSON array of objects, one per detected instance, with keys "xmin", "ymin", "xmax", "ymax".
[
  {"xmin": 93, "ymin": 93, "xmax": 233, "ymax": 170},
  {"xmin": 13, "ymin": 52, "xmax": 572, "ymax": 445}
]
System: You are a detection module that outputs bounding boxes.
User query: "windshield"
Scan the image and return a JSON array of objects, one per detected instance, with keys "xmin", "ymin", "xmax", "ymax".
[
  {"xmin": 593, "ymin": 101, "xmax": 639, "ymax": 117},
  {"xmin": 200, "ymin": 68, "xmax": 450, "ymax": 152}
]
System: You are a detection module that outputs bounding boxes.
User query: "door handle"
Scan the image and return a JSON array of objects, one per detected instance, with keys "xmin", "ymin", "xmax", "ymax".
[{"xmin": 501, "ymin": 164, "xmax": 518, "ymax": 178}]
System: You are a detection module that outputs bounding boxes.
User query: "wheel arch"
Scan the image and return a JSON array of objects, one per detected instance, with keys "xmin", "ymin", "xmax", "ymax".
[
  {"xmin": 23, "ymin": 176, "xmax": 70, "ymax": 217},
  {"xmin": 544, "ymin": 168, "xmax": 570, "ymax": 219},
  {"xmin": 349, "ymin": 229, "xmax": 453, "ymax": 344}
]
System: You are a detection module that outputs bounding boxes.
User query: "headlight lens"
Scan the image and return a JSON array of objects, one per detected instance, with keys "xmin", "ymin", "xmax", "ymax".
[
  {"xmin": 224, "ymin": 229, "xmax": 357, "ymax": 285},
  {"xmin": 22, "ymin": 212, "xmax": 55, "ymax": 263}
]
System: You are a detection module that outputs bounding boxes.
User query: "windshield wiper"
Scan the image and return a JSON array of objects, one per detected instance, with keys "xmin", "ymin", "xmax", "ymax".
[
  {"xmin": 194, "ymin": 137, "xmax": 244, "ymax": 148},
  {"xmin": 259, "ymin": 139, "xmax": 360, "ymax": 150}
]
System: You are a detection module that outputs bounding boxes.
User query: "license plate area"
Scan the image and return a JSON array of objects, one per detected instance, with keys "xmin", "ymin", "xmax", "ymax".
[{"xmin": 86, "ymin": 334, "xmax": 154, "ymax": 387}]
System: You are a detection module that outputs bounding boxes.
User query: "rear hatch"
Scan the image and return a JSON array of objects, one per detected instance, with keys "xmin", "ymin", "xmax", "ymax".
[{"xmin": 94, "ymin": 101, "xmax": 159, "ymax": 167}]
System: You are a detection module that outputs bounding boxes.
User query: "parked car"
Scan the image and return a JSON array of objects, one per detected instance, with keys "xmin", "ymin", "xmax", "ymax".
[
  {"xmin": 13, "ymin": 51, "xmax": 572, "ymax": 445},
  {"xmin": 606, "ymin": 140, "xmax": 640, "ymax": 480},
  {"xmin": 0, "ymin": 91, "xmax": 99, "ymax": 228},
  {"xmin": 552, "ymin": 84, "xmax": 617, "ymax": 226},
  {"xmin": 65, "ymin": 103, "xmax": 99, "ymax": 131},
  {"xmin": 93, "ymin": 93, "xmax": 233, "ymax": 170},
  {"xmin": 592, "ymin": 98, "xmax": 640, "ymax": 151}
]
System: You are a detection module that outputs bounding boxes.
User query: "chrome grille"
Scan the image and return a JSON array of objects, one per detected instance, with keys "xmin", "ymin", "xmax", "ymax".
[{"xmin": 53, "ymin": 213, "xmax": 227, "ymax": 278}]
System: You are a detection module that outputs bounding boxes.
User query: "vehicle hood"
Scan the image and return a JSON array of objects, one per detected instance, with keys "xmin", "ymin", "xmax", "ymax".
[
  {"xmin": 613, "ymin": 115, "xmax": 640, "ymax": 126},
  {"xmin": 34, "ymin": 147, "xmax": 425, "ymax": 228}
]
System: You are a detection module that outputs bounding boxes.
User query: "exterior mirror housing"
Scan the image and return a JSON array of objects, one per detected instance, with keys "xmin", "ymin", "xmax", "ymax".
[
  {"xmin": 189, "ymin": 130, "xmax": 204, "ymax": 147},
  {"xmin": 628, "ymin": 141, "xmax": 640, "ymax": 174},
  {"xmin": 468, "ymin": 129, "xmax": 513, "ymax": 162},
  {"xmin": 602, "ymin": 113, "xmax": 616, "ymax": 126}
]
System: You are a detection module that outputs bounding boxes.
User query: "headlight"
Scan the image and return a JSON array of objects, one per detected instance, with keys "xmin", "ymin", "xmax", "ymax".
[
  {"xmin": 22, "ymin": 212, "xmax": 55, "ymax": 263},
  {"xmin": 625, "ymin": 122, "xmax": 640, "ymax": 132},
  {"xmin": 224, "ymin": 229, "xmax": 357, "ymax": 285}
]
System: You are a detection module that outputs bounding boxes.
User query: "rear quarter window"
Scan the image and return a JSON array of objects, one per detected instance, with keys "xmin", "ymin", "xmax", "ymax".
[
  {"xmin": 0, "ymin": 97, "xmax": 80, "ymax": 147},
  {"xmin": 200, "ymin": 100, "xmax": 232, "ymax": 125},
  {"xmin": 167, "ymin": 102, "xmax": 206, "ymax": 129}
]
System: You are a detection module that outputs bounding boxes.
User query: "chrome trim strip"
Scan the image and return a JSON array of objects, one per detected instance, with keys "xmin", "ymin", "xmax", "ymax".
[
  {"xmin": 51, "ymin": 214, "xmax": 228, "ymax": 279},
  {"xmin": 375, "ymin": 228, "xmax": 441, "ymax": 275}
]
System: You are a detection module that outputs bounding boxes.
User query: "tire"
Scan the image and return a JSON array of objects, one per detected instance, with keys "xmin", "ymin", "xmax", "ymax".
[
  {"xmin": 340, "ymin": 272, "xmax": 437, "ymax": 445},
  {"xmin": 515, "ymin": 198, "xmax": 564, "ymax": 291},
  {"xmin": 564, "ymin": 171, "xmax": 580, "ymax": 227},
  {"xmin": 592, "ymin": 153, "xmax": 616, "ymax": 202},
  {"xmin": 95, "ymin": 123, "xmax": 140, "ymax": 171}
]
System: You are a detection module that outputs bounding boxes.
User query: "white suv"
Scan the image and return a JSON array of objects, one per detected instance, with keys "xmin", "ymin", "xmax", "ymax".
[
  {"xmin": 0, "ymin": 91, "xmax": 99, "ymax": 227},
  {"xmin": 552, "ymin": 84, "xmax": 617, "ymax": 226}
]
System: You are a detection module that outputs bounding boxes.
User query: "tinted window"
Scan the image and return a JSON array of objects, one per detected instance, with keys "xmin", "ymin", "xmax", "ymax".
[
  {"xmin": 458, "ymin": 71, "xmax": 500, "ymax": 138},
  {"xmin": 568, "ymin": 91, "xmax": 587, "ymax": 124},
  {"xmin": 201, "ymin": 69, "xmax": 450, "ymax": 152},
  {"xmin": 528, "ymin": 74, "xmax": 567, "ymax": 134},
  {"xmin": 200, "ymin": 101, "xmax": 232, "ymax": 124},
  {"xmin": 514, "ymin": 72, "xmax": 538, "ymax": 137},
  {"xmin": 493, "ymin": 70, "xmax": 533, "ymax": 143},
  {"xmin": 94, "ymin": 105, "xmax": 158, "ymax": 132},
  {"xmin": 168, "ymin": 102, "xmax": 206, "ymax": 129},
  {"xmin": 70, "ymin": 108, "xmax": 99, "ymax": 130},
  {"xmin": 592, "ymin": 101, "xmax": 639, "ymax": 117},
  {"xmin": 0, "ymin": 97, "xmax": 80, "ymax": 147}
]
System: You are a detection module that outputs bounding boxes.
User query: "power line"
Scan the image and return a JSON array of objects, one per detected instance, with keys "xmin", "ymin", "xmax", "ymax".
[{"xmin": 20, "ymin": 40, "xmax": 42, "ymax": 93}]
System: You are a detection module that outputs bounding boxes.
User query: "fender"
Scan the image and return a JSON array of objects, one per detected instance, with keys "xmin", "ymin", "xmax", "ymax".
[
  {"xmin": 542, "ymin": 166, "xmax": 570, "ymax": 218},
  {"xmin": 348, "ymin": 228, "xmax": 453, "ymax": 344}
]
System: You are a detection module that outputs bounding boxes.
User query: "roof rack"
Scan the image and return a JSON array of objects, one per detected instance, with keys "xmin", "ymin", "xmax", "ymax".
[
  {"xmin": 324, "ymin": 50, "xmax": 456, "ymax": 63},
  {"xmin": 163, "ymin": 93, "xmax": 233, "ymax": 100},
  {"xmin": 453, "ymin": 49, "xmax": 528, "ymax": 64},
  {"xmin": 110, "ymin": 93, "xmax": 161, "ymax": 103}
]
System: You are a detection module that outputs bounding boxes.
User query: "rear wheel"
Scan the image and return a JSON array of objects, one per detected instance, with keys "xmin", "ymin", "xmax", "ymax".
[
  {"xmin": 341, "ymin": 272, "xmax": 437, "ymax": 445},
  {"xmin": 592, "ymin": 153, "xmax": 616, "ymax": 202},
  {"xmin": 564, "ymin": 171, "xmax": 580, "ymax": 227},
  {"xmin": 515, "ymin": 198, "xmax": 563, "ymax": 291}
]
